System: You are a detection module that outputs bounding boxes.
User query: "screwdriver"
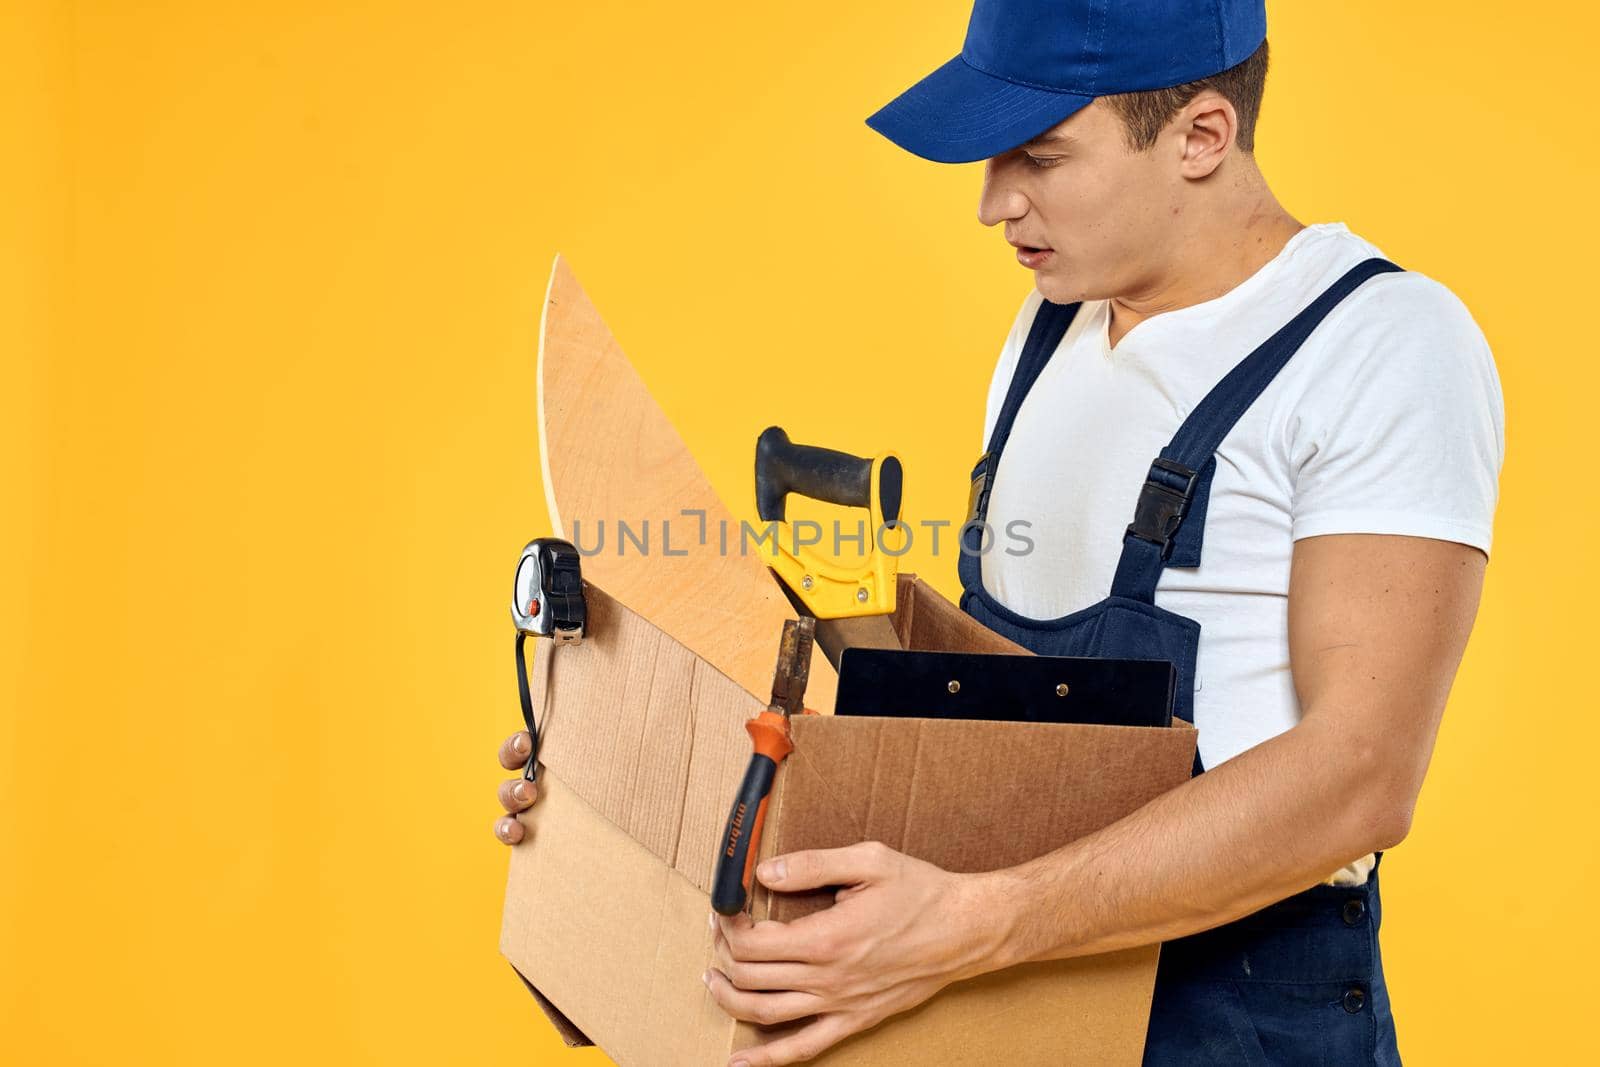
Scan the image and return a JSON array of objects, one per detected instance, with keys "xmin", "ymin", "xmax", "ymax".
[{"xmin": 711, "ymin": 616, "xmax": 816, "ymax": 916}]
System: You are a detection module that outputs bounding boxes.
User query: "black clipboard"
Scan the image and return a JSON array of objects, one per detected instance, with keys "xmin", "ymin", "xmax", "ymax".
[{"xmin": 834, "ymin": 648, "xmax": 1175, "ymax": 728}]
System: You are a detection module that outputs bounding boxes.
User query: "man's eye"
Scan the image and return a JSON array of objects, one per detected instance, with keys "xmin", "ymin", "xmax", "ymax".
[{"xmin": 1024, "ymin": 154, "xmax": 1062, "ymax": 169}]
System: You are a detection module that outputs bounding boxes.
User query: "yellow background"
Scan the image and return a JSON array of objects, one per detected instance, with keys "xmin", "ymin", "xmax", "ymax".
[{"xmin": 6, "ymin": 1, "xmax": 1595, "ymax": 1062}]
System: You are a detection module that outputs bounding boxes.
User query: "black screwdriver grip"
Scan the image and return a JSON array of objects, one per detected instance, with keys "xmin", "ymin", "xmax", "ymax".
[
  {"xmin": 755, "ymin": 426, "xmax": 902, "ymax": 524},
  {"xmin": 711, "ymin": 753, "xmax": 779, "ymax": 916}
]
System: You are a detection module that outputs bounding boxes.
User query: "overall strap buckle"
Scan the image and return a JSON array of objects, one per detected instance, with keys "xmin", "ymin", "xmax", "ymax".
[
  {"xmin": 965, "ymin": 452, "xmax": 995, "ymax": 526},
  {"xmin": 1125, "ymin": 458, "xmax": 1198, "ymax": 560}
]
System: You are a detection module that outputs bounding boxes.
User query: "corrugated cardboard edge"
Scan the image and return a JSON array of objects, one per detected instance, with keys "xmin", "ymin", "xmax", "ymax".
[
  {"xmin": 511, "ymin": 966, "xmax": 593, "ymax": 1047},
  {"xmin": 894, "ymin": 572, "xmax": 1028, "ymax": 655}
]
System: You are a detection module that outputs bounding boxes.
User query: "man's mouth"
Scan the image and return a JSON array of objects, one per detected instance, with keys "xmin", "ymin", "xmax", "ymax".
[{"xmin": 1013, "ymin": 243, "xmax": 1055, "ymax": 269}]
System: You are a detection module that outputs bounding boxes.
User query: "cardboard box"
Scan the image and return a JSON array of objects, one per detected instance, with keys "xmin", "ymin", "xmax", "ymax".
[{"xmin": 500, "ymin": 575, "xmax": 1197, "ymax": 1065}]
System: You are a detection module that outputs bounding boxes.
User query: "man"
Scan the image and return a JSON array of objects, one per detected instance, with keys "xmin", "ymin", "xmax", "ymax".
[{"xmin": 494, "ymin": 1, "xmax": 1503, "ymax": 1063}]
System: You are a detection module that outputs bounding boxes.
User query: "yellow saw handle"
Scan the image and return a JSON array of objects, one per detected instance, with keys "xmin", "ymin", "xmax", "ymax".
[{"xmin": 753, "ymin": 427, "xmax": 906, "ymax": 619}]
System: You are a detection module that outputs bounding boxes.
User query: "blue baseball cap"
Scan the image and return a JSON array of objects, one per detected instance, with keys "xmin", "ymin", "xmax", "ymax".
[{"xmin": 866, "ymin": 0, "xmax": 1267, "ymax": 163}]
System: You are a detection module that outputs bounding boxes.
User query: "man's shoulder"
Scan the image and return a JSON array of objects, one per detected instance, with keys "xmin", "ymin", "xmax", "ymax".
[
  {"xmin": 1276, "ymin": 229, "xmax": 1503, "ymax": 463},
  {"xmin": 1294, "ymin": 224, "xmax": 1483, "ymax": 342},
  {"xmin": 1315, "ymin": 270, "xmax": 1492, "ymax": 381}
]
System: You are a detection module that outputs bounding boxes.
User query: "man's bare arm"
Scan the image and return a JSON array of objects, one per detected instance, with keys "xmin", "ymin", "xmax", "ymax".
[{"xmin": 977, "ymin": 532, "xmax": 1486, "ymax": 966}]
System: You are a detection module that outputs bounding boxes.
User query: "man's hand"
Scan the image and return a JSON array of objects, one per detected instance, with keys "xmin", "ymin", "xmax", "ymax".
[
  {"xmin": 705, "ymin": 841, "xmax": 1002, "ymax": 1067},
  {"xmin": 492, "ymin": 730, "xmax": 538, "ymax": 844}
]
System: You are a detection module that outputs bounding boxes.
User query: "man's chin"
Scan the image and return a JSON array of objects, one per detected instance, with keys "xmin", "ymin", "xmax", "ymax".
[{"xmin": 1033, "ymin": 272, "xmax": 1081, "ymax": 305}]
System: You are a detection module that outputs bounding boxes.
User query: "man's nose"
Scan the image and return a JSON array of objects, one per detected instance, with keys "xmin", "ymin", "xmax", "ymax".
[{"xmin": 977, "ymin": 157, "xmax": 1027, "ymax": 228}]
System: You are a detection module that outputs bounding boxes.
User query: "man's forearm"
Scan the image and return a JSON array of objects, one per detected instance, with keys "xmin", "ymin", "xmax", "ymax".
[{"xmin": 970, "ymin": 712, "xmax": 1411, "ymax": 969}]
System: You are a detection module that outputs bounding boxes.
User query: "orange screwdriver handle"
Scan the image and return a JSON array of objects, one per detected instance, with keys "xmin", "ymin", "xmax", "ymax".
[{"xmin": 710, "ymin": 711, "xmax": 794, "ymax": 916}]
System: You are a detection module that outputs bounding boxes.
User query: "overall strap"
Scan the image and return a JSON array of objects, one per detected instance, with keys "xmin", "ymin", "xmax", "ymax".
[
  {"xmin": 1109, "ymin": 257, "xmax": 1404, "ymax": 602},
  {"xmin": 964, "ymin": 299, "xmax": 1082, "ymax": 536}
]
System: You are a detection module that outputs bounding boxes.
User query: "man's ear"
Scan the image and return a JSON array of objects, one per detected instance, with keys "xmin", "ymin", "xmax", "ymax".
[{"xmin": 1175, "ymin": 90, "xmax": 1237, "ymax": 179}]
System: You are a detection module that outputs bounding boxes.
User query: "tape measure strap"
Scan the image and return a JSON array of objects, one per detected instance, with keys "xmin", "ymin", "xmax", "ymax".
[{"xmin": 515, "ymin": 630, "xmax": 540, "ymax": 781}]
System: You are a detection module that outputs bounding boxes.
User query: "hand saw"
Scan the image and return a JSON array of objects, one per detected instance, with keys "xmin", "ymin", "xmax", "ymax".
[
  {"xmin": 753, "ymin": 427, "xmax": 906, "ymax": 668},
  {"xmin": 536, "ymin": 255, "xmax": 837, "ymax": 709}
]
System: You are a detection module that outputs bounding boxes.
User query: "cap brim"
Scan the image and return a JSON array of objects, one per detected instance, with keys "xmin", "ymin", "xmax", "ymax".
[{"xmin": 865, "ymin": 55, "xmax": 1094, "ymax": 164}]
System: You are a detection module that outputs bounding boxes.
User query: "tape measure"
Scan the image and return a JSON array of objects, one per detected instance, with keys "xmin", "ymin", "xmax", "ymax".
[
  {"xmin": 511, "ymin": 537, "xmax": 587, "ymax": 642},
  {"xmin": 510, "ymin": 538, "xmax": 587, "ymax": 780}
]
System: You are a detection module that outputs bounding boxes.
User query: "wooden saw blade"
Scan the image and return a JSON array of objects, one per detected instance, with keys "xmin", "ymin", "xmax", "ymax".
[{"xmin": 536, "ymin": 254, "xmax": 837, "ymax": 710}]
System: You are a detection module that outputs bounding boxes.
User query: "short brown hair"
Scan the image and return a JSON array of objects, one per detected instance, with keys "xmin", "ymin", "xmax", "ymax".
[{"xmin": 1101, "ymin": 39, "xmax": 1270, "ymax": 153}]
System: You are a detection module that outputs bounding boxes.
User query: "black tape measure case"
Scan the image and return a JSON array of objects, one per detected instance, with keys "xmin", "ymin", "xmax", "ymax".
[{"xmin": 834, "ymin": 648, "xmax": 1174, "ymax": 728}]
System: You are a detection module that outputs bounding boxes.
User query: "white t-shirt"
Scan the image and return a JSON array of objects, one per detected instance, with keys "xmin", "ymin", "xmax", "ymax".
[{"xmin": 980, "ymin": 222, "xmax": 1504, "ymax": 774}]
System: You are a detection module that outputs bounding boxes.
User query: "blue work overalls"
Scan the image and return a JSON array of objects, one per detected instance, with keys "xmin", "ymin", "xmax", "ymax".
[{"xmin": 958, "ymin": 258, "xmax": 1405, "ymax": 1065}]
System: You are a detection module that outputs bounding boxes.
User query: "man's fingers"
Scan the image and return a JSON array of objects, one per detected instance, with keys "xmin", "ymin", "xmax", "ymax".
[
  {"xmin": 715, "ymin": 911, "xmax": 827, "ymax": 964},
  {"xmin": 498, "ymin": 777, "xmax": 539, "ymax": 813},
  {"xmin": 723, "ymin": 1013, "xmax": 855, "ymax": 1067},
  {"xmin": 498, "ymin": 730, "xmax": 533, "ymax": 770},
  {"xmin": 494, "ymin": 733, "xmax": 535, "ymax": 845},
  {"xmin": 493, "ymin": 815, "xmax": 526, "ymax": 845},
  {"xmin": 703, "ymin": 968, "xmax": 823, "ymax": 1027},
  {"xmin": 756, "ymin": 842, "xmax": 893, "ymax": 894},
  {"xmin": 712, "ymin": 931, "xmax": 817, "ymax": 992}
]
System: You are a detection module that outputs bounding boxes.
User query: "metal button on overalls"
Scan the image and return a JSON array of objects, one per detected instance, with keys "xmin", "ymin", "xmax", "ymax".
[{"xmin": 958, "ymin": 258, "xmax": 1406, "ymax": 1066}]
